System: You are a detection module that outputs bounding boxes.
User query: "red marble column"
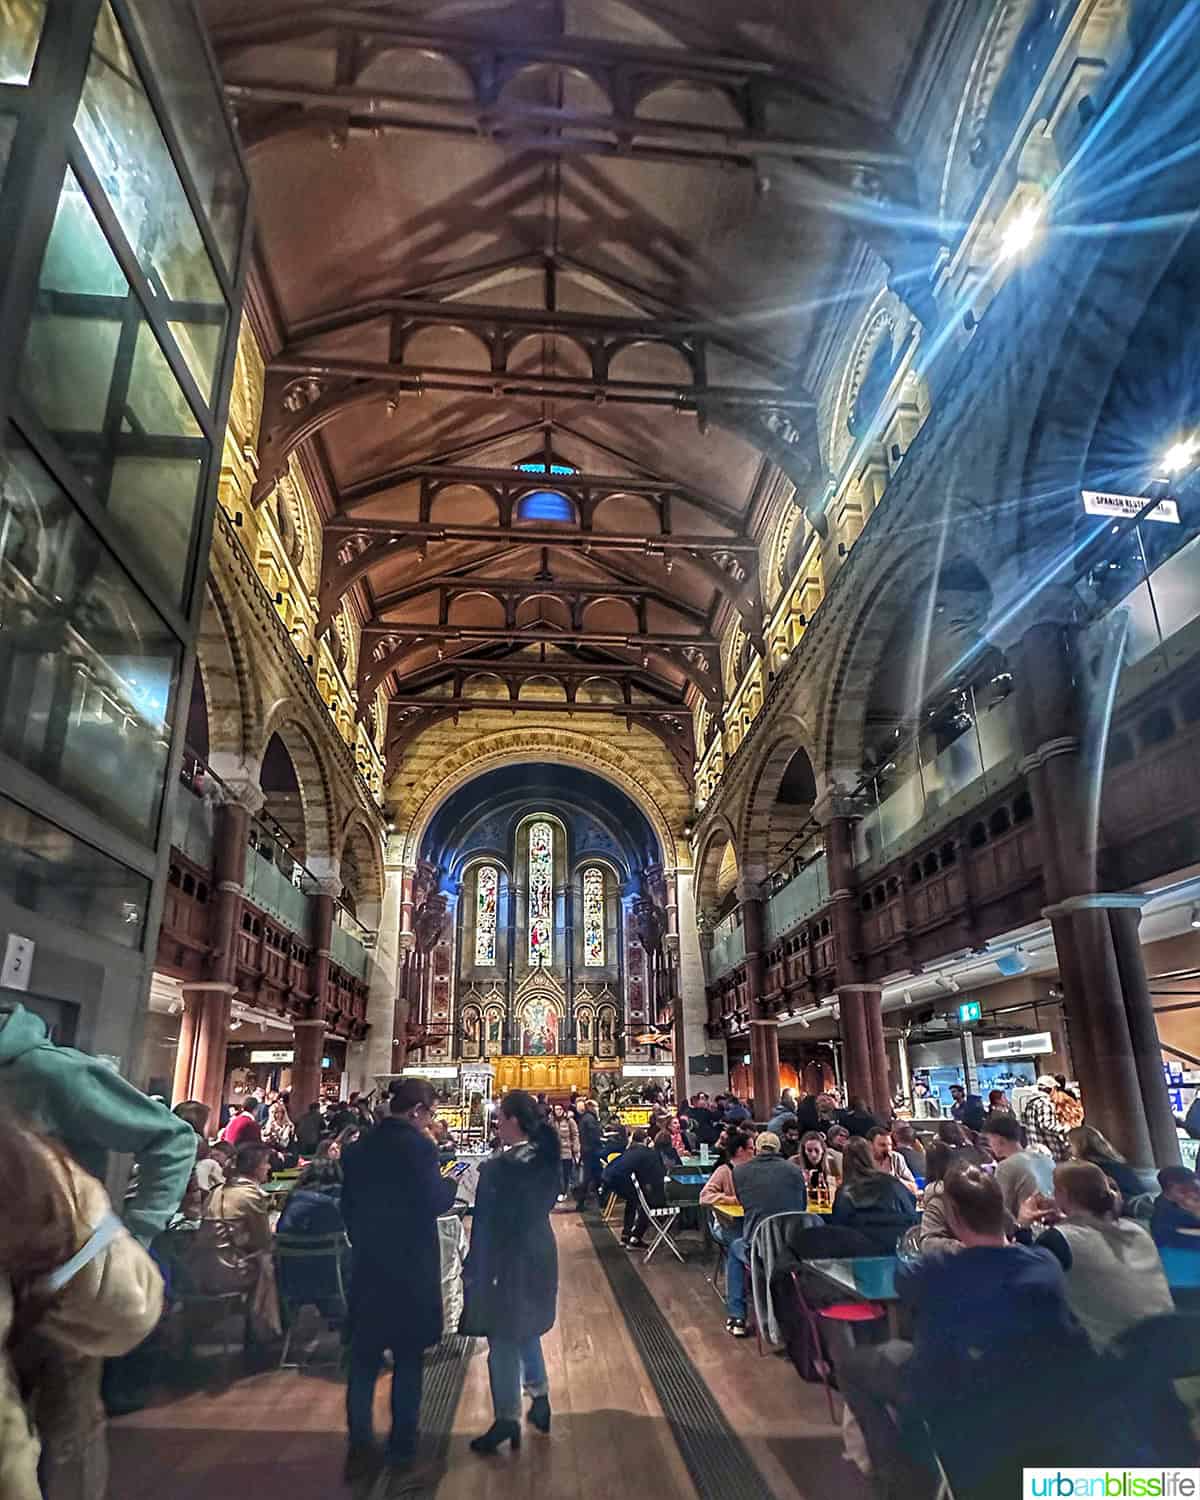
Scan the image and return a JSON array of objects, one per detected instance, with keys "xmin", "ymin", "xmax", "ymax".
[
  {"xmin": 171, "ymin": 987, "xmax": 201, "ymax": 1105},
  {"xmin": 192, "ymin": 799, "xmax": 250, "ymax": 1126},
  {"xmin": 291, "ymin": 1019, "xmax": 327, "ymax": 1115},
  {"xmin": 740, "ymin": 891, "xmax": 780, "ymax": 1119}
]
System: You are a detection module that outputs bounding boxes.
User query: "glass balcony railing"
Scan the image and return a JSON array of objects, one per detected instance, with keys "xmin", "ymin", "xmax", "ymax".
[
  {"xmin": 331, "ymin": 920, "xmax": 370, "ymax": 980},
  {"xmin": 171, "ymin": 780, "xmax": 214, "ymax": 868},
  {"xmin": 1089, "ymin": 528, "xmax": 1200, "ymax": 672},
  {"xmin": 244, "ymin": 844, "xmax": 311, "ymax": 937},
  {"xmin": 707, "ymin": 918, "xmax": 746, "ymax": 981},
  {"xmin": 766, "ymin": 856, "xmax": 830, "ymax": 944},
  {"xmin": 854, "ymin": 693, "xmax": 1020, "ymax": 867}
]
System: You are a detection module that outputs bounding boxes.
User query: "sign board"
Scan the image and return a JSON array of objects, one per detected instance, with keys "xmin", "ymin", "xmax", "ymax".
[
  {"xmin": 957, "ymin": 999, "xmax": 983, "ymax": 1025},
  {"xmin": 980, "ymin": 1031, "xmax": 1053, "ymax": 1060},
  {"xmin": 401, "ymin": 1065, "xmax": 458, "ymax": 1079},
  {"xmin": 251, "ymin": 1049, "xmax": 294, "ymax": 1064},
  {"xmin": 623, "ymin": 1063, "xmax": 674, "ymax": 1078},
  {"xmin": 1, "ymin": 934, "xmax": 34, "ymax": 992},
  {"xmin": 618, "ymin": 1107, "xmax": 653, "ymax": 1127},
  {"xmin": 1082, "ymin": 489, "xmax": 1179, "ymax": 525}
]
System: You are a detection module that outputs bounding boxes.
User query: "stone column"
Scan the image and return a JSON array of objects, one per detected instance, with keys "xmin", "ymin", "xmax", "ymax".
[
  {"xmin": 291, "ymin": 1018, "xmax": 327, "ymax": 1115},
  {"xmin": 740, "ymin": 882, "xmax": 779, "ymax": 1118},
  {"xmin": 1012, "ymin": 616, "xmax": 1178, "ymax": 1165},
  {"xmin": 170, "ymin": 987, "xmax": 201, "ymax": 1105},
  {"xmin": 189, "ymin": 982, "xmax": 236, "ymax": 1125},
  {"xmin": 363, "ymin": 842, "xmax": 405, "ymax": 1087},
  {"xmin": 674, "ymin": 870, "xmax": 717, "ymax": 1101}
]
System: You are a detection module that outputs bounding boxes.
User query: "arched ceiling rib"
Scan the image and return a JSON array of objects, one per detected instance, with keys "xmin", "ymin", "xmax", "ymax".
[{"xmin": 203, "ymin": 0, "xmax": 940, "ymax": 769}]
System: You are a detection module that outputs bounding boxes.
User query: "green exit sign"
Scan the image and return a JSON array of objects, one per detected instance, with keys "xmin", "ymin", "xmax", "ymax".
[{"xmin": 958, "ymin": 1000, "xmax": 982, "ymax": 1025}]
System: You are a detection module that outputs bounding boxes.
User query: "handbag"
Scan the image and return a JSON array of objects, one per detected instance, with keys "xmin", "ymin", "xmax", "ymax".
[{"xmin": 171, "ymin": 1218, "xmax": 257, "ymax": 1298}]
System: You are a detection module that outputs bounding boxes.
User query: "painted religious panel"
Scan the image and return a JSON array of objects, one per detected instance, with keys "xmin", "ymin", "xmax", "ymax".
[
  {"xmin": 520, "ymin": 996, "xmax": 558, "ymax": 1056},
  {"xmin": 475, "ymin": 865, "xmax": 498, "ymax": 967},
  {"xmin": 582, "ymin": 867, "xmax": 604, "ymax": 966},
  {"xmin": 596, "ymin": 1003, "xmax": 618, "ymax": 1058},
  {"xmin": 528, "ymin": 821, "xmax": 553, "ymax": 965},
  {"xmin": 461, "ymin": 1005, "xmax": 482, "ymax": 1061}
]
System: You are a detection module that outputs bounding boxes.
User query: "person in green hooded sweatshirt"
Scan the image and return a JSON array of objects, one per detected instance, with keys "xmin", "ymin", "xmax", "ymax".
[{"xmin": 0, "ymin": 1003, "xmax": 196, "ymax": 1244}]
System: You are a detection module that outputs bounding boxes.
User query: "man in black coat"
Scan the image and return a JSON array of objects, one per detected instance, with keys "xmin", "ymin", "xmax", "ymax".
[
  {"xmin": 340, "ymin": 1079, "xmax": 458, "ymax": 1490},
  {"xmin": 574, "ymin": 1098, "xmax": 605, "ymax": 1209},
  {"xmin": 603, "ymin": 1128, "xmax": 667, "ymax": 1246}
]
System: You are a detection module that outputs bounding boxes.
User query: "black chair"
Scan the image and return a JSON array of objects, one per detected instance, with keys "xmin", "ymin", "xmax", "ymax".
[{"xmin": 274, "ymin": 1231, "xmax": 350, "ymax": 1369}]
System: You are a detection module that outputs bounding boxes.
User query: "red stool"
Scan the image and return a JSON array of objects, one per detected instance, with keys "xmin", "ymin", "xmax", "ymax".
[{"xmin": 792, "ymin": 1272, "xmax": 885, "ymax": 1420}]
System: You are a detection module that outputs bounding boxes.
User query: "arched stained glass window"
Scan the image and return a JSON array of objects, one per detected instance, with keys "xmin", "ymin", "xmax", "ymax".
[
  {"xmin": 582, "ymin": 868, "xmax": 604, "ymax": 966},
  {"xmin": 475, "ymin": 865, "xmax": 498, "ymax": 966},
  {"xmin": 528, "ymin": 821, "xmax": 553, "ymax": 965}
]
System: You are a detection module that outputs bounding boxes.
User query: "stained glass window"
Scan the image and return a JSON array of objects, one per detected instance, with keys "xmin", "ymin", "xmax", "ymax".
[
  {"xmin": 528, "ymin": 821, "xmax": 553, "ymax": 965},
  {"xmin": 475, "ymin": 865, "xmax": 497, "ymax": 967},
  {"xmin": 583, "ymin": 868, "xmax": 604, "ymax": 966}
]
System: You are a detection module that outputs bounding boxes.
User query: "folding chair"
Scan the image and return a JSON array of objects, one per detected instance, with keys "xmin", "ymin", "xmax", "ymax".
[
  {"xmin": 601, "ymin": 1153, "xmax": 623, "ymax": 1223},
  {"xmin": 274, "ymin": 1231, "xmax": 350, "ymax": 1369},
  {"xmin": 704, "ymin": 1208, "xmax": 728, "ymax": 1301},
  {"xmin": 632, "ymin": 1173, "xmax": 683, "ymax": 1264}
]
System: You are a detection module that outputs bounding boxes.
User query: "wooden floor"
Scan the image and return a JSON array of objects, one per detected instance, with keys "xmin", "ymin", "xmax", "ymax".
[{"xmin": 109, "ymin": 1212, "xmax": 863, "ymax": 1500}]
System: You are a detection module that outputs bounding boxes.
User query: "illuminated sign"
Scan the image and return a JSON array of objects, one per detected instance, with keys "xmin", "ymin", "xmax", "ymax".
[
  {"xmin": 957, "ymin": 1000, "xmax": 983, "ymax": 1025},
  {"xmin": 250, "ymin": 1049, "xmax": 294, "ymax": 1063},
  {"xmin": 400, "ymin": 1065, "xmax": 458, "ymax": 1079},
  {"xmin": 1082, "ymin": 489, "xmax": 1179, "ymax": 524},
  {"xmin": 622, "ymin": 1063, "xmax": 674, "ymax": 1078},
  {"xmin": 980, "ymin": 1032, "xmax": 1053, "ymax": 1060}
]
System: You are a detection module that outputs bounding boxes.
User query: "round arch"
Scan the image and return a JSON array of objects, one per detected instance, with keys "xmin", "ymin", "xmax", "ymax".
[
  {"xmin": 258, "ymin": 705, "xmax": 338, "ymax": 864},
  {"xmin": 740, "ymin": 720, "xmax": 818, "ymax": 878},
  {"xmin": 197, "ymin": 578, "xmax": 259, "ymax": 760},
  {"xmin": 399, "ymin": 729, "xmax": 685, "ymax": 872},
  {"xmin": 694, "ymin": 812, "xmax": 739, "ymax": 916},
  {"xmin": 339, "ymin": 809, "xmax": 385, "ymax": 912}
]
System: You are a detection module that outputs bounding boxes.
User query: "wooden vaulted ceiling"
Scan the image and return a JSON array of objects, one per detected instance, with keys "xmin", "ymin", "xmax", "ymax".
[{"xmin": 202, "ymin": 0, "xmax": 939, "ymax": 776}]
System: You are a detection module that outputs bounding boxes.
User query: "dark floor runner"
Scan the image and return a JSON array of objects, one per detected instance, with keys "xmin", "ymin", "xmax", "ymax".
[{"xmin": 583, "ymin": 1214, "xmax": 778, "ymax": 1500}]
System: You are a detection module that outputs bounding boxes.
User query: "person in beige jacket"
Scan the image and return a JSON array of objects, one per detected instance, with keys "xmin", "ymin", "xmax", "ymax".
[{"xmin": 2, "ymin": 1121, "xmax": 164, "ymax": 1500}]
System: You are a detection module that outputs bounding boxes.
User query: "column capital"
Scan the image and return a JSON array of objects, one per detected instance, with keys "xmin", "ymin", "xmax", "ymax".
[
  {"xmin": 811, "ymin": 781, "xmax": 862, "ymax": 827},
  {"xmin": 735, "ymin": 878, "xmax": 767, "ymax": 907},
  {"xmin": 180, "ymin": 981, "xmax": 238, "ymax": 995}
]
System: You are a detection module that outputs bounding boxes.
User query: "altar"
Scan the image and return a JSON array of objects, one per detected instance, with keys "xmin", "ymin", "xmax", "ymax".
[{"xmin": 491, "ymin": 1053, "xmax": 592, "ymax": 1095}]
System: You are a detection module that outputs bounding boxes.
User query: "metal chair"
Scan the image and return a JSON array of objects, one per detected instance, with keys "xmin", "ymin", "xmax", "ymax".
[
  {"xmin": 704, "ymin": 1207, "xmax": 729, "ymax": 1301},
  {"xmin": 631, "ymin": 1173, "xmax": 683, "ymax": 1264},
  {"xmin": 273, "ymin": 1231, "xmax": 350, "ymax": 1369},
  {"xmin": 601, "ymin": 1152, "xmax": 623, "ymax": 1223}
]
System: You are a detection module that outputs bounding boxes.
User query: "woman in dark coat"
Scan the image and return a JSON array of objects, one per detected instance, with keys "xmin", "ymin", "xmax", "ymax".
[{"xmin": 465, "ymin": 1089, "xmax": 560, "ymax": 1455}]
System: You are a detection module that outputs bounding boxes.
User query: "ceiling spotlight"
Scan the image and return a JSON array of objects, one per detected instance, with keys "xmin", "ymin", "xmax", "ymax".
[
  {"xmin": 797, "ymin": 1012, "xmax": 811, "ymax": 1028},
  {"xmin": 1162, "ymin": 437, "xmax": 1197, "ymax": 475},
  {"xmin": 999, "ymin": 201, "xmax": 1044, "ymax": 260},
  {"xmin": 1191, "ymin": 904, "xmax": 1200, "ymax": 930},
  {"xmin": 903, "ymin": 989, "xmax": 913, "ymax": 1006}
]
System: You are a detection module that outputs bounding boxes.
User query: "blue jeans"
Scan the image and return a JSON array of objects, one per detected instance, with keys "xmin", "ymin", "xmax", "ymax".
[
  {"xmin": 487, "ymin": 1336, "xmax": 548, "ymax": 1422},
  {"xmin": 346, "ymin": 1331, "xmax": 424, "ymax": 1463},
  {"xmin": 726, "ymin": 1234, "xmax": 749, "ymax": 1322}
]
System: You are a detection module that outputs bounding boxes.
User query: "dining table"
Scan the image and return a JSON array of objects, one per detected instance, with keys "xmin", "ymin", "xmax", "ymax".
[{"xmin": 804, "ymin": 1255, "xmax": 903, "ymax": 1335}]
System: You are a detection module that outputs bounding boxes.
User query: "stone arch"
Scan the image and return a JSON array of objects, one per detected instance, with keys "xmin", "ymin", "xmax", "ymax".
[
  {"xmin": 258, "ymin": 704, "xmax": 338, "ymax": 863},
  {"xmin": 828, "ymin": 291, "xmax": 907, "ymax": 473},
  {"xmin": 339, "ymin": 809, "xmax": 385, "ymax": 914},
  {"xmin": 275, "ymin": 465, "xmax": 320, "ymax": 592},
  {"xmin": 398, "ymin": 728, "xmax": 685, "ymax": 873},
  {"xmin": 196, "ymin": 578, "xmax": 258, "ymax": 760},
  {"xmin": 740, "ymin": 719, "xmax": 818, "ymax": 879},
  {"xmin": 694, "ymin": 813, "xmax": 739, "ymax": 916}
]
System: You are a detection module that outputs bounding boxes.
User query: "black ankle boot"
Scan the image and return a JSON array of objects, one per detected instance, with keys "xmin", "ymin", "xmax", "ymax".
[
  {"xmin": 470, "ymin": 1419, "xmax": 521, "ymax": 1455},
  {"xmin": 527, "ymin": 1394, "xmax": 551, "ymax": 1433}
]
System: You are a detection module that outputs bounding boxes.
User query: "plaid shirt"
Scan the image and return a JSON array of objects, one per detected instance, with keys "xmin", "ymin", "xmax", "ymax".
[{"xmin": 1021, "ymin": 1092, "xmax": 1069, "ymax": 1160}]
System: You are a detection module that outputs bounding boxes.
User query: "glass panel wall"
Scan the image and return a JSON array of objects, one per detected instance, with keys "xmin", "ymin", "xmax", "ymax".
[
  {"xmin": 1083, "ymin": 520, "xmax": 1200, "ymax": 670},
  {"xmin": 0, "ymin": 428, "xmax": 180, "ymax": 844},
  {"xmin": 708, "ymin": 912, "xmax": 746, "ymax": 980},
  {"xmin": 765, "ymin": 855, "xmax": 830, "ymax": 944},
  {"xmin": 21, "ymin": 168, "xmax": 208, "ymax": 605},
  {"xmin": 0, "ymin": 0, "xmax": 47, "ymax": 85},
  {"xmin": 75, "ymin": 3, "xmax": 228, "ymax": 401},
  {"xmin": 0, "ymin": 791, "xmax": 150, "ymax": 949},
  {"xmin": 120, "ymin": 0, "xmax": 246, "ymax": 277}
]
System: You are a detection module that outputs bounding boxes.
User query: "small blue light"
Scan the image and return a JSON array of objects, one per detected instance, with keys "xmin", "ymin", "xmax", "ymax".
[{"xmin": 517, "ymin": 490, "xmax": 574, "ymax": 522}]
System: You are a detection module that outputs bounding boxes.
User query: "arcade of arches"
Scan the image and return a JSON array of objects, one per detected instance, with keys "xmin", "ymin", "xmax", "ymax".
[{"xmin": 3, "ymin": 0, "xmax": 1200, "ymax": 1494}]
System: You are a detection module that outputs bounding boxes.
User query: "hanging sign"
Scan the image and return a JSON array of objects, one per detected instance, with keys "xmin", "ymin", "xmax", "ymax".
[
  {"xmin": 623, "ymin": 1063, "xmax": 674, "ymax": 1078},
  {"xmin": 250, "ymin": 1049, "xmax": 294, "ymax": 1064},
  {"xmin": 980, "ymin": 1032, "xmax": 1053, "ymax": 1060},
  {"xmin": 957, "ymin": 999, "xmax": 983, "ymax": 1025},
  {"xmin": 1082, "ymin": 489, "xmax": 1179, "ymax": 524}
]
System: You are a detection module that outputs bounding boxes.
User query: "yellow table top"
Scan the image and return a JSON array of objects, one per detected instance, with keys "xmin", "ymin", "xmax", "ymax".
[{"xmin": 714, "ymin": 1202, "xmax": 745, "ymax": 1219}]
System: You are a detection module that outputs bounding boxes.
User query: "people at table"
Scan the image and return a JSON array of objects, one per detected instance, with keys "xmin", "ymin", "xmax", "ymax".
[
  {"xmin": 767, "ymin": 1089, "xmax": 799, "ymax": 1135},
  {"xmin": 340, "ymin": 1079, "xmax": 458, "ymax": 1493},
  {"xmin": 777, "ymin": 1117, "xmax": 803, "ymax": 1160},
  {"xmin": 573, "ymin": 1099, "xmax": 605, "ymax": 1210},
  {"xmin": 1151, "ymin": 1166, "xmax": 1200, "ymax": 1249},
  {"xmin": 949, "ymin": 1083, "xmax": 986, "ymax": 1132},
  {"xmin": 838, "ymin": 1096, "xmax": 881, "ymax": 1138},
  {"xmin": 824, "ymin": 1123, "xmax": 849, "ymax": 1177},
  {"xmin": 683, "ymin": 1092, "xmax": 723, "ymax": 1148},
  {"xmin": 262, "ymin": 1098, "xmax": 297, "ymax": 1155},
  {"xmin": 276, "ymin": 1158, "xmax": 345, "ymax": 1237},
  {"xmin": 203, "ymin": 1143, "xmax": 273, "ymax": 1255},
  {"xmin": 796, "ymin": 1131, "xmax": 840, "ymax": 1201},
  {"xmin": 1065, "ymin": 1125, "xmax": 1146, "ymax": 1202},
  {"xmin": 603, "ymin": 1129, "xmax": 666, "ymax": 1249},
  {"xmin": 987, "ymin": 1088, "xmax": 1012, "ymax": 1114},
  {"xmin": 653, "ymin": 1129, "xmax": 682, "ymax": 1169},
  {"xmin": 723, "ymin": 1131, "xmax": 809, "ymax": 1338},
  {"xmin": 1022, "ymin": 1075, "xmax": 1071, "ymax": 1159},
  {"xmin": 981, "ymin": 1110, "xmax": 1054, "ymax": 1218},
  {"xmin": 830, "ymin": 1138, "xmax": 918, "ymax": 1254},
  {"xmin": 837, "ymin": 1164, "xmax": 1096, "ymax": 1499},
  {"xmin": 465, "ymin": 1090, "xmax": 560, "ymax": 1456},
  {"xmin": 866, "ymin": 1126, "xmax": 919, "ymax": 1194},
  {"xmin": 551, "ymin": 1103, "xmax": 580, "ymax": 1202},
  {"xmin": 891, "ymin": 1123, "xmax": 926, "ymax": 1183},
  {"xmin": 814, "ymin": 1093, "xmax": 842, "ymax": 1136},
  {"xmin": 221, "ymin": 1099, "xmax": 263, "ymax": 1147},
  {"xmin": 917, "ymin": 1142, "xmax": 984, "ymax": 1256},
  {"xmin": 1016, "ymin": 1161, "xmax": 1173, "ymax": 1348},
  {"xmin": 699, "ymin": 1129, "xmax": 755, "ymax": 1217}
]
